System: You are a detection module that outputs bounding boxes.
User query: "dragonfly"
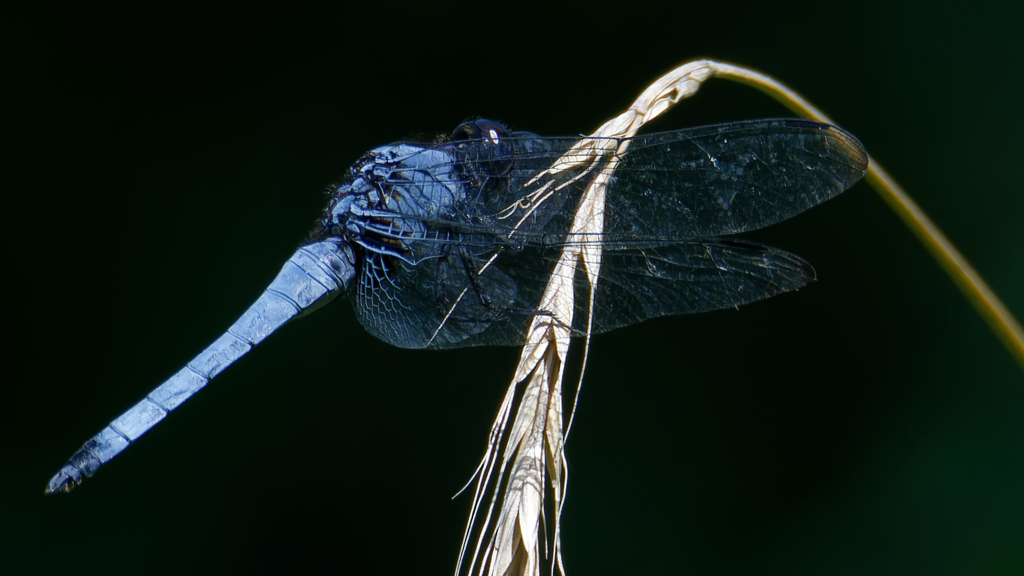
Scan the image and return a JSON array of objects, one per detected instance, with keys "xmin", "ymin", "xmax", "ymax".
[{"xmin": 46, "ymin": 115, "xmax": 867, "ymax": 494}]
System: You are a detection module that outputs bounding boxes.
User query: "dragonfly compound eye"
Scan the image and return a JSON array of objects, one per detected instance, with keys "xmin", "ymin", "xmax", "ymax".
[{"xmin": 451, "ymin": 119, "xmax": 509, "ymax": 145}]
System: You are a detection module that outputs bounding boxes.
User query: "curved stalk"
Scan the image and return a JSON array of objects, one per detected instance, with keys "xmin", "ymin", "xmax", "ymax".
[{"xmin": 707, "ymin": 60, "xmax": 1024, "ymax": 371}]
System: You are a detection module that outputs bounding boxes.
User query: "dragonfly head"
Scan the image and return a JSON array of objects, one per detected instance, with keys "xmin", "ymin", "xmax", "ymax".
[{"xmin": 451, "ymin": 119, "xmax": 510, "ymax": 146}]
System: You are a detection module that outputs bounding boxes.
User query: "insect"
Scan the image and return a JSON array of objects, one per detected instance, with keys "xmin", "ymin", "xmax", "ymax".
[{"xmin": 46, "ymin": 112, "xmax": 866, "ymax": 494}]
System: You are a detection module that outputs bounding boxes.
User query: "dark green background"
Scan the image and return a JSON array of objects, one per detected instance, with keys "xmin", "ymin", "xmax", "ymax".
[{"xmin": 4, "ymin": 2, "xmax": 1022, "ymax": 574}]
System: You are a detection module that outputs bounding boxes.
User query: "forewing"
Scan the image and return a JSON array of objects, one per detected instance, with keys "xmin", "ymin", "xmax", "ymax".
[
  {"xmin": 602, "ymin": 119, "xmax": 868, "ymax": 241},
  {"xmin": 344, "ymin": 120, "xmax": 861, "ymax": 348}
]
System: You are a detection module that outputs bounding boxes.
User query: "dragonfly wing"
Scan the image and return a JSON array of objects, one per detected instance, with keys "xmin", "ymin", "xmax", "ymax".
[
  {"xmin": 577, "ymin": 240, "xmax": 815, "ymax": 334},
  {"xmin": 605, "ymin": 119, "xmax": 868, "ymax": 240},
  {"xmin": 350, "ymin": 250, "xmax": 525, "ymax": 349}
]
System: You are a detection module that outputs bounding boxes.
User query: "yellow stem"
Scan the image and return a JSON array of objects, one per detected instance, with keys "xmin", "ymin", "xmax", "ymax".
[{"xmin": 705, "ymin": 60, "xmax": 1024, "ymax": 371}]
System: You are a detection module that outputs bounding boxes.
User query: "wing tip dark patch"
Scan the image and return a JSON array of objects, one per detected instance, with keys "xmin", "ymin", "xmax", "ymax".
[
  {"xmin": 793, "ymin": 260, "xmax": 817, "ymax": 288},
  {"xmin": 829, "ymin": 128, "xmax": 869, "ymax": 174},
  {"xmin": 781, "ymin": 118, "xmax": 869, "ymax": 174},
  {"xmin": 778, "ymin": 249, "xmax": 817, "ymax": 290}
]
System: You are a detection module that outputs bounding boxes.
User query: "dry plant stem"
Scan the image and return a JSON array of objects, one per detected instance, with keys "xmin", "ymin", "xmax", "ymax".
[
  {"xmin": 864, "ymin": 162, "xmax": 1024, "ymax": 369},
  {"xmin": 708, "ymin": 60, "xmax": 1024, "ymax": 371},
  {"xmin": 458, "ymin": 61, "xmax": 717, "ymax": 576},
  {"xmin": 459, "ymin": 58, "xmax": 1024, "ymax": 576}
]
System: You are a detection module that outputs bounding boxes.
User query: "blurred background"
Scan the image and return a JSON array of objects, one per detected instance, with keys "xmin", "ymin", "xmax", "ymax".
[{"xmin": 4, "ymin": 2, "xmax": 1022, "ymax": 574}]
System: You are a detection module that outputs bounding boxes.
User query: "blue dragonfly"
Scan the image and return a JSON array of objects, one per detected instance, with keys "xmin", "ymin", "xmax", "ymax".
[{"xmin": 46, "ymin": 115, "xmax": 867, "ymax": 494}]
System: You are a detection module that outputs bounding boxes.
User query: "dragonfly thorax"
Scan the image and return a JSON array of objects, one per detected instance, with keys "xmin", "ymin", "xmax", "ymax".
[{"xmin": 319, "ymin": 143, "xmax": 464, "ymax": 265}]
